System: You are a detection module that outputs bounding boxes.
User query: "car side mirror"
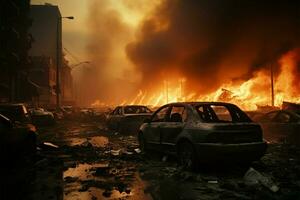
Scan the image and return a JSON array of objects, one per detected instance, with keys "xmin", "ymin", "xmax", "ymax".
[{"xmin": 144, "ymin": 118, "xmax": 151, "ymax": 123}]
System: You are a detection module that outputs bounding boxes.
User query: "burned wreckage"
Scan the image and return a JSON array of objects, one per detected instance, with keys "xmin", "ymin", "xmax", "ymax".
[
  {"xmin": 138, "ymin": 102, "xmax": 267, "ymax": 168},
  {"xmin": 106, "ymin": 105, "xmax": 152, "ymax": 134}
]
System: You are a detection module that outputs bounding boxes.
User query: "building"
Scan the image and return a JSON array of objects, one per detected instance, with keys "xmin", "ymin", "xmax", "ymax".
[
  {"xmin": 28, "ymin": 56, "xmax": 56, "ymax": 107},
  {"xmin": 29, "ymin": 3, "xmax": 73, "ymax": 106},
  {"xmin": 0, "ymin": 0, "xmax": 34, "ymax": 102},
  {"xmin": 29, "ymin": 4, "xmax": 61, "ymax": 65}
]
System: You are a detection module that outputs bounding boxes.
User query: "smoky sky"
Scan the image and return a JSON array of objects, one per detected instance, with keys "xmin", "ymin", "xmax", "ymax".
[
  {"xmin": 126, "ymin": 0, "xmax": 300, "ymax": 93},
  {"xmin": 84, "ymin": 0, "xmax": 136, "ymax": 105}
]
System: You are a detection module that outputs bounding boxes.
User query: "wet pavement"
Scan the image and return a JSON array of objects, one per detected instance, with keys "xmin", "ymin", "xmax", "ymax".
[{"xmin": 2, "ymin": 118, "xmax": 300, "ymax": 200}]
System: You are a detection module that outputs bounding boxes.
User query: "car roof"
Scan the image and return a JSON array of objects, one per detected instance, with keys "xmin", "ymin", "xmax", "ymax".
[
  {"xmin": 267, "ymin": 109, "xmax": 300, "ymax": 118},
  {"xmin": 163, "ymin": 102, "xmax": 238, "ymax": 107},
  {"xmin": 0, "ymin": 103, "xmax": 25, "ymax": 106},
  {"xmin": 0, "ymin": 103, "xmax": 26, "ymax": 107},
  {"xmin": 122, "ymin": 105, "xmax": 148, "ymax": 107}
]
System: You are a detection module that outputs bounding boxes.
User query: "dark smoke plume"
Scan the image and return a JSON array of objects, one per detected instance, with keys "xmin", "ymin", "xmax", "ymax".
[{"xmin": 126, "ymin": 0, "xmax": 300, "ymax": 94}]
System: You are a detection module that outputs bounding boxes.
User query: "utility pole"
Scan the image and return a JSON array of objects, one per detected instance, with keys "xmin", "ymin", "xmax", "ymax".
[
  {"xmin": 270, "ymin": 62, "xmax": 275, "ymax": 107},
  {"xmin": 180, "ymin": 78, "xmax": 184, "ymax": 101},
  {"xmin": 56, "ymin": 16, "xmax": 74, "ymax": 109},
  {"xmin": 166, "ymin": 80, "xmax": 169, "ymax": 103},
  {"xmin": 164, "ymin": 80, "xmax": 169, "ymax": 104}
]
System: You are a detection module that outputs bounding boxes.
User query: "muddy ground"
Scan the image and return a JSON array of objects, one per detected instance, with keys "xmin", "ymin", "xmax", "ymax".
[{"xmin": 1, "ymin": 118, "xmax": 300, "ymax": 200}]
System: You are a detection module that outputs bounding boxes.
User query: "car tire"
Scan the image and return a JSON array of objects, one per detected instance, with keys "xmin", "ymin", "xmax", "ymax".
[
  {"xmin": 138, "ymin": 132, "xmax": 147, "ymax": 153},
  {"xmin": 178, "ymin": 141, "xmax": 198, "ymax": 170}
]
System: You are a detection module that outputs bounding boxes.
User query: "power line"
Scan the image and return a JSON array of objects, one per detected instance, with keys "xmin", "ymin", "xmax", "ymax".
[{"xmin": 63, "ymin": 46, "xmax": 81, "ymax": 63}]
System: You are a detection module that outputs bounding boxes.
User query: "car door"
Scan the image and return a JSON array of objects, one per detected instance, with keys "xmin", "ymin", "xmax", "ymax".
[
  {"xmin": 144, "ymin": 106, "xmax": 171, "ymax": 149},
  {"xmin": 107, "ymin": 107, "xmax": 120, "ymax": 130},
  {"xmin": 160, "ymin": 105, "xmax": 186, "ymax": 153},
  {"xmin": 0, "ymin": 115, "xmax": 14, "ymax": 150},
  {"xmin": 115, "ymin": 107, "xmax": 125, "ymax": 129}
]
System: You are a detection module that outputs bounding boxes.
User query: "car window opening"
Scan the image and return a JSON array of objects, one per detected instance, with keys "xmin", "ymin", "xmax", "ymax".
[
  {"xmin": 195, "ymin": 104, "xmax": 251, "ymax": 123},
  {"xmin": 124, "ymin": 106, "xmax": 151, "ymax": 114}
]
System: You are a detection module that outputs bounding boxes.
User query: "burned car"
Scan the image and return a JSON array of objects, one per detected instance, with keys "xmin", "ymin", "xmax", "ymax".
[
  {"xmin": 255, "ymin": 110, "xmax": 300, "ymax": 144},
  {"xmin": 29, "ymin": 108, "xmax": 55, "ymax": 126},
  {"xmin": 107, "ymin": 105, "xmax": 152, "ymax": 134},
  {"xmin": 0, "ymin": 103, "xmax": 32, "ymax": 124},
  {"xmin": 46, "ymin": 108, "xmax": 64, "ymax": 120},
  {"xmin": 138, "ymin": 102, "xmax": 267, "ymax": 168},
  {"xmin": 0, "ymin": 113, "xmax": 37, "ymax": 160}
]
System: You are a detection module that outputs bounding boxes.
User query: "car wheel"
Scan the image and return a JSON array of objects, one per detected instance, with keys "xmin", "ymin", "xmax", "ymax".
[
  {"xmin": 178, "ymin": 141, "xmax": 198, "ymax": 170},
  {"xmin": 138, "ymin": 133, "xmax": 147, "ymax": 153}
]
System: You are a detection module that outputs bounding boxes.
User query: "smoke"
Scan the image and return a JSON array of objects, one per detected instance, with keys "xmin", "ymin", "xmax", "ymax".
[
  {"xmin": 82, "ymin": 0, "xmax": 140, "ymax": 105},
  {"xmin": 81, "ymin": 0, "xmax": 164, "ymax": 105},
  {"xmin": 126, "ymin": 0, "xmax": 300, "ymax": 94}
]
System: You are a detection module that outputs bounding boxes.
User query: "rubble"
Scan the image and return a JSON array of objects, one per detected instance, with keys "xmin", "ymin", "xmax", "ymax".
[
  {"xmin": 11, "ymin": 117, "xmax": 300, "ymax": 200},
  {"xmin": 244, "ymin": 167, "xmax": 279, "ymax": 192}
]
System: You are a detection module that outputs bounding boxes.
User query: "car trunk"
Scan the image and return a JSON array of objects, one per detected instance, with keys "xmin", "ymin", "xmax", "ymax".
[{"xmin": 206, "ymin": 123, "xmax": 263, "ymax": 144}]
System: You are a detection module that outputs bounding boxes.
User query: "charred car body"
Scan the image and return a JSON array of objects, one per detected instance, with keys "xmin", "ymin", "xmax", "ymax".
[
  {"xmin": 255, "ymin": 110, "xmax": 300, "ymax": 144},
  {"xmin": 107, "ymin": 105, "xmax": 152, "ymax": 134},
  {"xmin": 29, "ymin": 108, "xmax": 55, "ymax": 126},
  {"xmin": 138, "ymin": 102, "xmax": 267, "ymax": 168}
]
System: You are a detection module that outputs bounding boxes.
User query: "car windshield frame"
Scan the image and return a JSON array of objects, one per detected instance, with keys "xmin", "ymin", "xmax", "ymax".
[{"xmin": 194, "ymin": 103, "xmax": 252, "ymax": 123}]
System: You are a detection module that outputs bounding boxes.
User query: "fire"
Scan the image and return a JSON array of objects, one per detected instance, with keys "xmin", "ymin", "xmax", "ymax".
[
  {"xmin": 127, "ymin": 49, "xmax": 300, "ymax": 110},
  {"xmin": 90, "ymin": 49, "xmax": 300, "ymax": 110}
]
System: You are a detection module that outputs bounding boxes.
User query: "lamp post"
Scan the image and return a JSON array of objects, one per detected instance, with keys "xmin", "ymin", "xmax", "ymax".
[{"xmin": 56, "ymin": 16, "xmax": 74, "ymax": 109}]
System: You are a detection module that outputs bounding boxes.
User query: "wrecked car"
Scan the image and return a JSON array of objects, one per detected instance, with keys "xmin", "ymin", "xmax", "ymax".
[
  {"xmin": 255, "ymin": 110, "xmax": 300, "ymax": 144},
  {"xmin": 29, "ymin": 108, "xmax": 55, "ymax": 126},
  {"xmin": 107, "ymin": 105, "xmax": 152, "ymax": 134},
  {"xmin": 47, "ymin": 107, "xmax": 64, "ymax": 120},
  {"xmin": 138, "ymin": 102, "xmax": 267, "ymax": 169},
  {"xmin": 61, "ymin": 106, "xmax": 75, "ymax": 119},
  {"xmin": 0, "ymin": 113, "xmax": 37, "ymax": 160},
  {"xmin": 0, "ymin": 103, "xmax": 32, "ymax": 124}
]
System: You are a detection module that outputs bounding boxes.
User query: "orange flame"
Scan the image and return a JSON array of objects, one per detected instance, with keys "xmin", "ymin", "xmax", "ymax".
[
  {"xmin": 128, "ymin": 50, "xmax": 300, "ymax": 110},
  {"xmin": 91, "ymin": 49, "xmax": 300, "ymax": 110}
]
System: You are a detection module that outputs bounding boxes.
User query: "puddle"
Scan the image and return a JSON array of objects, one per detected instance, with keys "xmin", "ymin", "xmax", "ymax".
[
  {"xmin": 64, "ymin": 187, "xmax": 133, "ymax": 200},
  {"xmin": 64, "ymin": 163, "xmax": 152, "ymax": 200},
  {"xmin": 64, "ymin": 163, "xmax": 109, "ymax": 180},
  {"xmin": 67, "ymin": 136, "xmax": 109, "ymax": 147},
  {"xmin": 89, "ymin": 136, "xmax": 109, "ymax": 147},
  {"xmin": 67, "ymin": 138, "xmax": 87, "ymax": 146}
]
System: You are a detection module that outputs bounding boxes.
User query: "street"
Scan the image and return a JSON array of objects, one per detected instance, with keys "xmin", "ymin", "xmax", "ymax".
[{"xmin": 1, "ymin": 117, "xmax": 299, "ymax": 200}]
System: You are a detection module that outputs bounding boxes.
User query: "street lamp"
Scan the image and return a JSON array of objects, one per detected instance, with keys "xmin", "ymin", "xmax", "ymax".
[{"xmin": 56, "ymin": 16, "xmax": 74, "ymax": 109}]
